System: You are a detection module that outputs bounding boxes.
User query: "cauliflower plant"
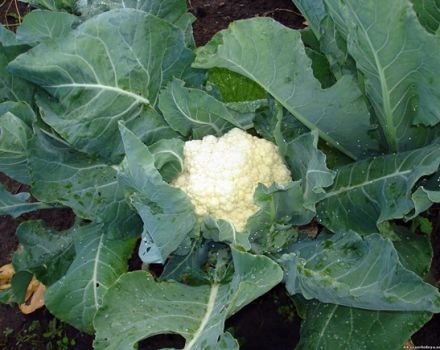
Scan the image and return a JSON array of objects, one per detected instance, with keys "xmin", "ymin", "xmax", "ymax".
[{"xmin": 172, "ymin": 128, "xmax": 292, "ymax": 231}]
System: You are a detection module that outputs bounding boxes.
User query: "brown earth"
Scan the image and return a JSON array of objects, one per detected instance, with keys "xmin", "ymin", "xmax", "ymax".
[{"xmin": 0, "ymin": 0, "xmax": 439, "ymax": 349}]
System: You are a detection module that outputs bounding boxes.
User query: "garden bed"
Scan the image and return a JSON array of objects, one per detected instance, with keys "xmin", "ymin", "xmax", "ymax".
[{"xmin": 0, "ymin": 0, "xmax": 439, "ymax": 349}]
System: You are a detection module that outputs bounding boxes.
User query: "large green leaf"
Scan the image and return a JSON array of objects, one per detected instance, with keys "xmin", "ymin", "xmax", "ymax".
[
  {"xmin": 0, "ymin": 45, "xmax": 34, "ymax": 104},
  {"xmin": 207, "ymin": 68, "xmax": 266, "ymax": 103},
  {"xmin": 0, "ymin": 112, "xmax": 32, "ymax": 184},
  {"xmin": 194, "ymin": 18, "xmax": 377, "ymax": 160},
  {"xmin": 410, "ymin": 0, "xmax": 440, "ymax": 33},
  {"xmin": 9, "ymin": 9, "xmax": 194, "ymax": 161},
  {"xmin": 159, "ymin": 78, "xmax": 242, "ymax": 138},
  {"xmin": 284, "ymin": 131, "xmax": 335, "ymax": 210},
  {"xmin": 0, "ymin": 184, "xmax": 50, "ymax": 218},
  {"xmin": 292, "ymin": 222, "xmax": 433, "ymax": 350},
  {"xmin": 45, "ymin": 223, "xmax": 136, "ymax": 333},
  {"xmin": 293, "ymin": 297, "xmax": 431, "ymax": 350},
  {"xmin": 77, "ymin": 0, "xmax": 196, "ymax": 47},
  {"xmin": 15, "ymin": 10, "xmax": 79, "ymax": 45},
  {"xmin": 118, "ymin": 124, "xmax": 197, "ymax": 263},
  {"xmin": 148, "ymin": 138, "xmax": 185, "ymax": 183},
  {"xmin": 94, "ymin": 248, "xmax": 283, "ymax": 350},
  {"xmin": 77, "ymin": 0, "xmax": 187, "ymax": 22},
  {"xmin": 324, "ymin": 0, "xmax": 440, "ymax": 151},
  {"xmin": 19, "ymin": 0, "xmax": 76, "ymax": 12},
  {"xmin": 280, "ymin": 231, "xmax": 440, "ymax": 312},
  {"xmin": 294, "ymin": 0, "xmax": 352, "ymax": 79},
  {"xmin": 409, "ymin": 170, "xmax": 440, "ymax": 217},
  {"xmin": 391, "ymin": 224, "xmax": 432, "ymax": 278},
  {"xmin": 29, "ymin": 130, "xmax": 142, "ymax": 238},
  {"xmin": 12, "ymin": 220, "xmax": 75, "ymax": 286},
  {"xmin": 317, "ymin": 143, "xmax": 440, "ymax": 234},
  {"xmin": 246, "ymin": 183, "xmax": 310, "ymax": 255}
]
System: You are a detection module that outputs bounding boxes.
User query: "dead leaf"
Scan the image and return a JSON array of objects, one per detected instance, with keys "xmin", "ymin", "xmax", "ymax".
[
  {"xmin": 0, "ymin": 264, "xmax": 15, "ymax": 284},
  {"xmin": 0, "ymin": 264, "xmax": 47, "ymax": 314},
  {"xmin": 404, "ymin": 340, "xmax": 415, "ymax": 349},
  {"xmin": 19, "ymin": 282, "xmax": 47, "ymax": 314}
]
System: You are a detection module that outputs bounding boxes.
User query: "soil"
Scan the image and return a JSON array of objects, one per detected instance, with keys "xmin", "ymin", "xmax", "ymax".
[{"xmin": 0, "ymin": 0, "xmax": 439, "ymax": 349}]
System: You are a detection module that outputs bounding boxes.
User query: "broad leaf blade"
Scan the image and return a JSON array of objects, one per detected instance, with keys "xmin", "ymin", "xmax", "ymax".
[
  {"xmin": 280, "ymin": 231, "xmax": 440, "ymax": 312},
  {"xmin": 317, "ymin": 144, "xmax": 440, "ymax": 234},
  {"xmin": 159, "ymin": 78, "xmax": 242, "ymax": 138},
  {"xmin": 324, "ymin": 0, "xmax": 440, "ymax": 151},
  {"xmin": 16, "ymin": 10, "xmax": 79, "ymax": 45},
  {"xmin": 45, "ymin": 223, "xmax": 136, "ymax": 333},
  {"xmin": 410, "ymin": 0, "xmax": 440, "ymax": 33},
  {"xmin": 194, "ymin": 18, "xmax": 377, "ymax": 159},
  {"xmin": 29, "ymin": 130, "xmax": 142, "ymax": 238},
  {"xmin": 19, "ymin": 0, "xmax": 76, "ymax": 12},
  {"xmin": 392, "ymin": 224, "xmax": 433, "ymax": 279},
  {"xmin": 246, "ymin": 182, "xmax": 308, "ymax": 254},
  {"xmin": 0, "ymin": 45, "xmax": 34, "ymax": 104},
  {"xmin": 77, "ymin": 0, "xmax": 187, "ymax": 23},
  {"xmin": 293, "ymin": 221, "xmax": 433, "ymax": 350},
  {"xmin": 149, "ymin": 138, "xmax": 185, "ymax": 183},
  {"xmin": 207, "ymin": 68, "xmax": 266, "ymax": 103},
  {"xmin": 0, "ymin": 112, "xmax": 32, "ymax": 184},
  {"xmin": 118, "ymin": 124, "xmax": 197, "ymax": 263},
  {"xmin": 294, "ymin": 297, "xmax": 431, "ymax": 350},
  {"xmin": 0, "ymin": 184, "xmax": 50, "ymax": 218},
  {"xmin": 94, "ymin": 249, "xmax": 283, "ymax": 349},
  {"xmin": 284, "ymin": 131, "xmax": 335, "ymax": 210},
  {"xmin": 9, "ymin": 9, "xmax": 194, "ymax": 161},
  {"xmin": 12, "ymin": 220, "xmax": 75, "ymax": 286}
]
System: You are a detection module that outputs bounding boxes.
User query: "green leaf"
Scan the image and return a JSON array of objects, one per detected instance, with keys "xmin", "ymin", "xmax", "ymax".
[
  {"xmin": 149, "ymin": 138, "xmax": 185, "ymax": 183},
  {"xmin": 246, "ymin": 183, "xmax": 308, "ymax": 254},
  {"xmin": 161, "ymin": 239, "xmax": 209, "ymax": 284},
  {"xmin": 285, "ymin": 131, "xmax": 335, "ymax": 210},
  {"xmin": 292, "ymin": 222, "xmax": 433, "ymax": 350},
  {"xmin": 410, "ymin": 0, "xmax": 440, "ymax": 33},
  {"xmin": 0, "ymin": 112, "xmax": 32, "ymax": 184},
  {"xmin": 280, "ymin": 230, "xmax": 440, "ymax": 312},
  {"xmin": 194, "ymin": 18, "xmax": 377, "ymax": 160},
  {"xmin": 409, "ymin": 170, "xmax": 440, "ymax": 217},
  {"xmin": 0, "ymin": 45, "xmax": 34, "ymax": 104},
  {"xmin": 294, "ymin": 0, "xmax": 351, "ymax": 78},
  {"xmin": 391, "ymin": 224, "xmax": 432, "ymax": 278},
  {"xmin": 16, "ymin": 10, "xmax": 79, "ymax": 45},
  {"xmin": 0, "ymin": 184, "xmax": 50, "ymax": 218},
  {"xmin": 317, "ymin": 143, "xmax": 440, "ymax": 234},
  {"xmin": 207, "ymin": 68, "xmax": 266, "ymax": 103},
  {"xmin": 29, "ymin": 130, "xmax": 142, "ymax": 238},
  {"xmin": 19, "ymin": 0, "xmax": 76, "ymax": 12},
  {"xmin": 293, "ymin": 297, "xmax": 431, "ymax": 350},
  {"xmin": 0, "ymin": 101, "xmax": 36, "ymax": 127},
  {"xmin": 77, "ymin": 0, "xmax": 197, "ymax": 48},
  {"xmin": 254, "ymin": 100, "xmax": 308, "ymax": 145},
  {"xmin": 12, "ymin": 220, "xmax": 75, "ymax": 286},
  {"xmin": 94, "ymin": 248, "xmax": 283, "ymax": 350},
  {"xmin": 159, "ymin": 78, "xmax": 242, "ymax": 138},
  {"xmin": 202, "ymin": 216, "xmax": 251, "ymax": 249},
  {"xmin": 305, "ymin": 47, "xmax": 335, "ymax": 88},
  {"xmin": 77, "ymin": 0, "xmax": 188, "ymax": 23},
  {"xmin": 9, "ymin": 9, "xmax": 194, "ymax": 161},
  {"xmin": 0, "ymin": 25, "xmax": 19, "ymax": 47},
  {"xmin": 324, "ymin": 0, "xmax": 440, "ymax": 151},
  {"xmin": 11, "ymin": 271, "xmax": 33, "ymax": 304},
  {"xmin": 118, "ymin": 124, "xmax": 196, "ymax": 263},
  {"xmin": 45, "ymin": 223, "xmax": 136, "ymax": 333}
]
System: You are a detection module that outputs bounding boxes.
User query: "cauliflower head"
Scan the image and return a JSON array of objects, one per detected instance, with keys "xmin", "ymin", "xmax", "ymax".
[{"xmin": 172, "ymin": 128, "xmax": 292, "ymax": 231}]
